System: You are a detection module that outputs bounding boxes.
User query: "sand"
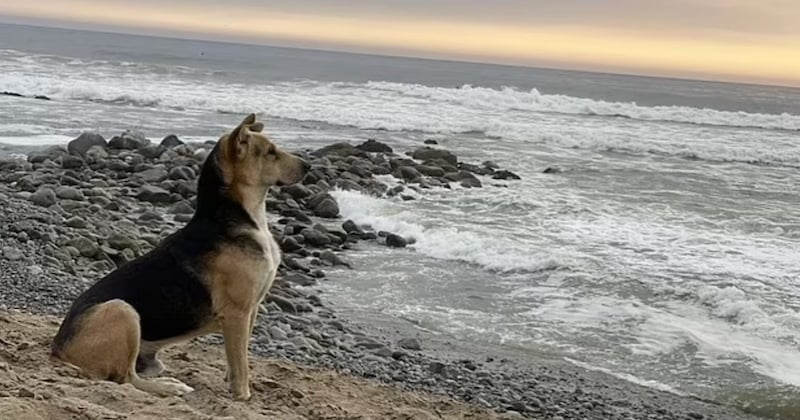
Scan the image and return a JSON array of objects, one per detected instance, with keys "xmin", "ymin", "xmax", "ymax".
[{"xmin": 0, "ymin": 311, "xmax": 503, "ymax": 420}]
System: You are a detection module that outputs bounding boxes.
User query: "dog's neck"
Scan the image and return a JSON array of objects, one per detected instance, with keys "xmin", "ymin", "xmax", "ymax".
[{"xmin": 233, "ymin": 184, "xmax": 269, "ymax": 231}]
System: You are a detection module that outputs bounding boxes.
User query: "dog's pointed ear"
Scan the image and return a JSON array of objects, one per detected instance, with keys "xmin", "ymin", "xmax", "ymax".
[
  {"xmin": 240, "ymin": 113, "xmax": 257, "ymax": 126},
  {"xmin": 225, "ymin": 115, "xmax": 257, "ymax": 161},
  {"xmin": 249, "ymin": 122, "xmax": 264, "ymax": 133}
]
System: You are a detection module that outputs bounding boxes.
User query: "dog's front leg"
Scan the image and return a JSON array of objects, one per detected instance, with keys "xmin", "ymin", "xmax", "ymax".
[{"xmin": 221, "ymin": 311, "xmax": 251, "ymax": 400}]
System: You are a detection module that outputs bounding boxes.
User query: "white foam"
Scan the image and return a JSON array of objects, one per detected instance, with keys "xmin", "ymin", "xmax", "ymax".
[
  {"xmin": 564, "ymin": 357, "xmax": 687, "ymax": 395},
  {"xmin": 331, "ymin": 189, "xmax": 562, "ymax": 273},
  {"xmin": 0, "ymin": 134, "xmax": 72, "ymax": 145}
]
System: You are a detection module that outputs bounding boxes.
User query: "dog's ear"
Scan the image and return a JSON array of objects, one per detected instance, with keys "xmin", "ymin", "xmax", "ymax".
[
  {"xmin": 249, "ymin": 122, "xmax": 264, "ymax": 133},
  {"xmin": 240, "ymin": 113, "xmax": 257, "ymax": 127},
  {"xmin": 225, "ymin": 115, "xmax": 257, "ymax": 161}
]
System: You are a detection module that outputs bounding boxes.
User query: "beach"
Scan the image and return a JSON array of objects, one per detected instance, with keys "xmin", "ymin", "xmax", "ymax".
[{"xmin": 0, "ymin": 134, "xmax": 779, "ymax": 419}]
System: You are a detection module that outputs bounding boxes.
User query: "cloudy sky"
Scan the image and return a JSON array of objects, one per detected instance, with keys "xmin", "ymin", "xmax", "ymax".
[{"xmin": 2, "ymin": 0, "xmax": 800, "ymax": 85}]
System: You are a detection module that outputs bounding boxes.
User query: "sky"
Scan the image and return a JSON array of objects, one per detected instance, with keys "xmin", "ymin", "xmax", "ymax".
[{"xmin": 2, "ymin": 0, "xmax": 800, "ymax": 86}]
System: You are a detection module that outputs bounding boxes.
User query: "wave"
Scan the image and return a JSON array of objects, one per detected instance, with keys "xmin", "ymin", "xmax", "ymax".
[{"xmin": 330, "ymin": 189, "xmax": 563, "ymax": 273}]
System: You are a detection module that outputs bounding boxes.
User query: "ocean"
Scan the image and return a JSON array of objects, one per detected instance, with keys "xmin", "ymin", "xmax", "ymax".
[{"xmin": 2, "ymin": 23, "xmax": 800, "ymax": 405}]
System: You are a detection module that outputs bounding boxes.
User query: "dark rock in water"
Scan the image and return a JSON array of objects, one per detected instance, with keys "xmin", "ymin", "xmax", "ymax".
[
  {"xmin": 461, "ymin": 177, "xmax": 483, "ymax": 188},
  {"xmin": 302, "ymin": 228, "xmax": 332, "ymax": 247},
  {"xmin": 160, "ymin": 134, "xmax": 184, "ymax": 147},
  {"xmin": 136, "ymin": 185, "xmax": 171, "ymax": 203},
  {"xmin": 109, "ymin": 129, "xmax": 149, "ymax": 150},
  {"xmin": 28, "ymin": 145, "xmax": 67, "ymax": 164},
  {"xmin": 396, "ymin": 166, "xmax": 423, "ymax": 182},
  {"xmin": 543, "ymin": 166, "xmax": 562, "ymax": 174},
  {"xmin": 280, "ymin": 236, "xmax": 303, "ymax": 253},
  {"xmin": 61, "ymin": 155, "xmax": 85, "ymax": 169},
  {"xmin": 459, "ymin": 162, "xmax": 494, "ymax": 176},
  {"xmin": 342, "ymin": 220, "xmax": 364, "ymax": 235},
  {"xmin": 320, "ymin": 250, "xmax": 350, "ymax": 267},
  {"xmin": 282, "ymin": 184, "xmax": 312, "ymax": 200},
  {"xmin": 29, "ymin": 187, "xmax": 56, "ymax": 207},
  {"xmin": 313, "ymin": 197, "xmax": 340, "ymax": 218},
  {"xmin": 68, "ymin": 132, "xmax": 107, "ymax": 157},
  {"xmin": 411, "ymin": 147, "xmax": 458, "ymax": 165},
  {"xmin": 1, "ymin": 91, "xmax": 23, "ymax": 97},
  {"xmin": 424, "ymin": 139, "xmax": 439, "ymax": 145},
  {"xmin": 397, "ymin": 337, "xmax": 421, "ymax": 350},
  {"xmin": 312, "ymin": 142, "xmax": 364, "ymax": 158},
  {"xmin": 416, "ymin": 165, "xmax": 446, "ymax": 177},
  {"xmin": 492, "ymin": 170, "xmax": 521, "ymax": 180},
  {"xmin": 386, "ymin": 185, "xmax": 404, "ymax": 197},
  {"xmin": 389, "ymin": 158, "xmax": 417, "ymax": 171},
  {"xmin": 55, "ymin": 186, "xmax": 85, "ymax": 201},
  {"xmin": 34, "ymin": 95, "xmax": 51, "ymax": 101},
  {"xmin": 356, "ymin": 139, "xmax": 393, "ymax": 154},
  {"xmin": 385, "ymin": 233, "xmax": 407, "ymax": 248},
  {"xmin": 336, "ymin": 179, "xmax": 364, "ymax": 193},
  {"xmin": 483, "ymin": 160, "xmax": 500, "ymax": 170},
  {"xmin": 284, "ymin": 273, "xmax": 316, "ymax": 287}
]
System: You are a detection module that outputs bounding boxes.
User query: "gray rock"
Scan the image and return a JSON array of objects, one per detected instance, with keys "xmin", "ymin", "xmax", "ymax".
[
  {"xmin": 168, "ymin": 166, "xmax": 195, "ymax": 181},
  {"xmin": 313, "ymin": 198, "xmax": 340, "ymax": 218},
  {"xmin": 424, "ymin": 139, "xmax": 438, "ymax": 145},
  {"xmin": 411, "ymin": 147, "xmax": 458, "ymax": 165},
  {"xmin": 396, "ymin": 166, "xmax": 423, "ymax": 182},
  {"xmin": 492, "ymin": 170, "xmax": 521, "ymax": 180},
  {"xmin": 55, "ymin": 186, "xmax": 85, "ymax": 201},
  {"xmin": 281, "ymin": 184, "xmax": 312, "ymax": 199},
  {"xmin": 160, "ymin": 134, "xmax": 184, "ymax": 147},
  {"xmin": 68, "ymin": 237, "xmax": 99, "ymax": 258},
  {"xmin": 397, "ymin": 337, "xmax": 421, "ymax": 351},
  {"xmin": 385, "ymin": 233, "xmax": 407, "ymax": 248},
  {"xmin": 356, "ymin": 139, "xmax": 393, "ymax": 154},
  {"xmin": 107, "ymin": 233, "xmax": 138, "ymax": 252},
  {"xmin": 136, "ymin": 185, "xmax": 171, "ymax": 203},
  {"xmin": 68, "ymin": 132, "xmax": 106, "ymax": 157},
  {"xmin": 319, "ymin": 250, "xmax": 350, "ymax": 267},
  {"xmin": 137, "ymin": 167, "xmax": 168, "ymax": 183},
  {"xmin": 109, "ymin": 129, "xmax": 149, "ymax": 149},
  {"xmin": 312, "ymin": 142, "xmax": 363, "ymax": 158},
  {"xmin": 61, "ymin": 155, "xmax": 85, "ymax": 169},
  {"xmin": 302, "ymin": 229, "xmax": 332, "ymax": 247},
  {"xmin": 168, "ymin": 200, "xmax": 194, "ymax": 215},
  {"xmin": 28, "ymin": 145, "xmax": 67, "ymax": 163},
  {"xmin": 139, "ymin": 211, "xmax": 163, "ymax": 221},
  {"xmin": 29, "ymin": 187, "xmax": 56, "ymax": 207},
  {"xmin": 65, "ymin": 216, "xmax": 88, "ymax": 229},
  {"xmin": 268, "ymin": 326, "xmax": 289, "ymax": 341},
  {"xmin": 2, "ymin": 247, "xmax": 23, "ymax": 261},
  {"xmin": 138, "ymin": 145, "xmax": 166, "ymax": 160},
  {"xmin": 85, "ymin": 145, "xmax": 109, "ymax": 164},
  {"xmin": 416, "ymin": 165, "xmax": 446, "ymax": 177}
]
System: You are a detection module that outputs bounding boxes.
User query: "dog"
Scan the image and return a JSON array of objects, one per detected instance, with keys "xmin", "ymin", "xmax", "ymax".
[{"xmin": 51, "ymin": 113, "xmax": 307, "ymax": 400}]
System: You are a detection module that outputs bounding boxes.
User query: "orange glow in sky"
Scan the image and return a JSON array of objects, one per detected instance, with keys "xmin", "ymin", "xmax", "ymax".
[{"xmin": 2, "ymin": 1, "xmax": 800, "ymax": 86}]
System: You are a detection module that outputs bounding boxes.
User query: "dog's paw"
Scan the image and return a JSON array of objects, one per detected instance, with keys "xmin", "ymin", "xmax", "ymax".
[
  {"xmin": 154, "ymin": 377, "xmax": 194, "ymax": 396},
  {"xmin": 230, "ymin": 383, "xmax": 251, "ymax": 401}
]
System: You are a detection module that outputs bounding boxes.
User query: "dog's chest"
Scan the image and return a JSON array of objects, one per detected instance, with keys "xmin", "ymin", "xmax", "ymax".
[{"xmin": 248, "ymin": 226, "xmax": 280, "ymax": 298}]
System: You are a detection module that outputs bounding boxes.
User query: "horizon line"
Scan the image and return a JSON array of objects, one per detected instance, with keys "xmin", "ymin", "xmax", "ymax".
[{"xmin": 3, "ymin": 18, "xmax": 800, "ymax": 90}]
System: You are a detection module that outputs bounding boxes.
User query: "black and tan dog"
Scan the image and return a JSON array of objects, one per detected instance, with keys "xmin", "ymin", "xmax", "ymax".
[{"xmin": 51, "ymin": 114, "xmax": 307, "ymax": 400}]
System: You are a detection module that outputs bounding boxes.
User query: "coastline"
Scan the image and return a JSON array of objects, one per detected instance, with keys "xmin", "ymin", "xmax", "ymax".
[{"xmin": 0, "ymin": 133, "xmax": 768, "ymax": 420}]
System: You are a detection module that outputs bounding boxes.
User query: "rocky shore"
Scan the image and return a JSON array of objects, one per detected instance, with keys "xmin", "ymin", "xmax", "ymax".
[{"xmin": 0, "ymin": 129, "xmax": 762, "ymax": 420}]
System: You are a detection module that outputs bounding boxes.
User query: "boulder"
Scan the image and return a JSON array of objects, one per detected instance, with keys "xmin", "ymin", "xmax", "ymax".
[
  {"xmin": 385, "ymin": 233, "xmax": 407, "ymax": 248},
  {"xmin": 60, "ymin": 155, "xmax": 85, "ymax": 169},
  {"xmin": 411, "ymin": 147, "xmax": 458, "ymax": 165},
  {"xmin": 491, "ymin": 170, "xmax": 521, "ymax": 180},
  {"xmin": 160, "ymin": 134, "xmax": 184, "ymax": 147},
  {"xmin": 28, "ymin": 145, "xmax": 67, "ymax": 163},
  {"xmin": 108, "ymin": 129, "xmax": 149, "ymax": 149},
  {"xmin": 301, "ymin": 229, "xmax": 332, "ymax": 247},
  {"xmin": 312, "ymin": 142, "xmax": 364, "ymax": 158},
  {"xmin": 68, "ymin": 132, "xmax": 107, "ymax": 157},
  {"xmin": 356, "ymin": 139, "xmax": 393, "ymax": 154}
]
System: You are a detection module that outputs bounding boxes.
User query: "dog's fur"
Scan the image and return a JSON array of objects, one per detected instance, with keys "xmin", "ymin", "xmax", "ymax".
[{"xmin": 51, "ymin": 114, "xmax": 307, "ymax": 400}]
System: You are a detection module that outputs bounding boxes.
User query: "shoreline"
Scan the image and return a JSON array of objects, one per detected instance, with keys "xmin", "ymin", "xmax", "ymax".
[{"xmin": 0, "ymin": 132, "xmax": 769, "ymax": 419}]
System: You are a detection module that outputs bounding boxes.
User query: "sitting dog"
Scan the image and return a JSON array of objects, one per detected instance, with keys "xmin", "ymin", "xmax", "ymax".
[{"xmin": 51, "ymin": 114, "xmax": 307, "ymax": 400}]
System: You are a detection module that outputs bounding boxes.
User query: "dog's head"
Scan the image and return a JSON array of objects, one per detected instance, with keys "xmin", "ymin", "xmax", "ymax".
[{"xmin": 217, "ymin": 113, "xmax": 307, "ymax": 189}]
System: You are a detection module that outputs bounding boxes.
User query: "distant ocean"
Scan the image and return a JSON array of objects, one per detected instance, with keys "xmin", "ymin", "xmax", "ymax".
[{"xmin": 3, "ymin": 23, "xmax": 800, "ymax": 406}]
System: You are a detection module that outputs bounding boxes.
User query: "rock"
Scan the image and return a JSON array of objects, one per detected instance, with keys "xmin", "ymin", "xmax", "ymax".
[
  {"xmin": 138, "ymin": 144, "xmax": 166, "ymax": 160},
  {"xmin": 416, "ymin": 165, "xmax": 446, "ymax": 177},
  {"xmin": 168, "ymin": 166, "xmax": 195, "ymax": 181},
  {"xmin": 385, "ymin": 233, "xmax": 407, "ymax": 248},
  {"xmin": 356, "ymin": 139, "xmax": 393, "ymax": 154},
  {"xmin": 61, "ymin": 155, "xmax": 85, "ymax": 169},
  {"xmin": 137, "ymin": 167, "xmax": 168, "ymax": 183},
  {"xmin": 107, "ymin": 233, "xmax": 138, "ymax": 251},
  {"xmin": 313, "ymin": 198, "xmax": 340, "ymax": 218},
  {"xmin": 687, "ymin": 413, "xmax": 704, "ymax": 420},
  {"xmin": 483, "ymin": 160, "xmax": 500, "ymax": 169},
  {"xmin": 29, "ymin": 187, "xmax": 56, "ymax": 207},
  {"xmin": 268, "ymin": 326, "xmax": 288, "ymax": 341},
  {"xmin": 424, "ymin": 139, "xmax": 438, "ymax": 145},
  {"xmin": 136, "ymin": 185, "xmax": 171, "ymax": 203},
  {"xmin": 55, "ymin": 186, "xmax": 85, "ymax": 201},
  {"xmin": 302, "ymin": 229, "xmax": 332, "ymax": 247},
  {"xmin": 139, "ymin": 211, "xmax": 163, "ymax": 222},
  {"xmin": 68, "ymin": 237, "xmax": 99, "ymax": 258},
  {"xmin": 109, "ymin": 129, "xmax": 149, "ymax": 149},
  {"xmin": 84, "ymin": 145, "xmax": 110, "ymax": 164},
  {"xmin": 68, "ymin": 132, "xmax": 107, "ymax": 157},
  {"xmin": 429, "ymin": 362, "xmax": 446, "ymax": 375},
  {"xmin": 281, "ymin": 184, "xmax": 312, "ymax": 200},
  {"xmin": 160, "ymin": 134, "xmax": 184, "ymax": 147},
  {"xmin": 396, "ymin": 166, "xmax": 423, "ymax": 182},
  {"xmin": 168, "ymin": 200, "xmax": 194, "ymax": 215},
  {"xmin": 2, "ymin": 247, "xmax": 23, "ymax": 261},
  {"xmin": 312, "ymin": 142, "xmax": 363, "ymax": 158},
  {"xmin": 319, "ymin": 250, "xmax": 350, "ymax": 267},
  {"xmin": 397, "ymin": 337, "xmax": 421, "ymax": 351},
  {"xmin": 17, "ymin": 388, "xmax": 35, "ymax": 398},
  {"xmin": 65, "ymin": 216, "xmax": 88, "ymax": 229},
  {"xmin": 280, "ymin": 237, "xmax": 303, "ymax": 253},
  {"xmin": 28, "ymin": 145, "xmax": 67, "ymax": 163},
  {"xmin": 342, "ymin": 220, "xmax": 364, "ymax": 236},
  {"xmin": 492, "ymin": 170, "xmax": 521, "ymax": 180},
  {"xmin": 411, "ymin": 147, "xmax": 458, "ymax": 165},
  {"xmin": 543, "ymin": 166, "xmax": 561, "ymax": 174}
]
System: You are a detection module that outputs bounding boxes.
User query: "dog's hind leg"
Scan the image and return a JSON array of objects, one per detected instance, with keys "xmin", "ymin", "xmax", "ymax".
[{"xmin": 59, "ymin": 299, "xmax": 193, "ymax": 397}]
